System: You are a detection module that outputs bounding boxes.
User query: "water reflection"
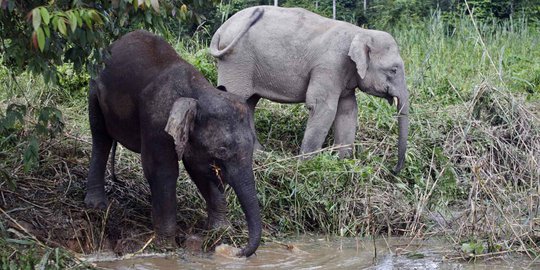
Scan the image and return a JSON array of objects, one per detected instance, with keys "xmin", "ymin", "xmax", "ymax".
[{"xmin": 91, "ymin": 236, "xmax": 537, "ymax": 270}]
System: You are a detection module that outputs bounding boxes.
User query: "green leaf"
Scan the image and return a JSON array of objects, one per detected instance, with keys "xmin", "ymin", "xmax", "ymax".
[
  {"xmin": 6, "ymin": 238, "xmax": 34, "ymax": 245},
  {"xmin": 68, "ymin": 11, "xmax": 77, "ymax": 32},
  {"xmin": 461, "ymin": 241, "xmax": 485, "ymax": 255},
  {"xmin": 76, "ymin": 10, "xmax": 83, "ymax": 27},
  {"xmin": 51, "ymin": 15, "xmax": 58, "ymax": 29},
  {"xmin": 23, "ymin": 136, "xmax": 39, "ymax": 172},
  {"xmin": 145, "ymin": 10, "xmax": 152, "ymax": 24},
  {"xmin": 36, "ymin": 27, "xmax": 45, "ymax": 52},
  {"xmin": 37, "ymin": 249, "xmax": 52, "ymax": 270},
  {"xmin": 39, "ymin": 7, "xmax": 50, "ymax": 25},
  {"xmin": 89, "ymin": 10, "xmax": 103, "ymax": 25},
  {"xmin": 58, "ymin": 18, "xmax": 67, "ymax": 36},
  {"xmin": 43, "ymin": 25, "xmax": 50, "ymax": 37},
  {"xmin": 81, "ymin": 10, "xmax": 92, "ymax": 29},
  {"xmin": 32, "ymin": 8, "xmax": 41, "ymax": 30}
]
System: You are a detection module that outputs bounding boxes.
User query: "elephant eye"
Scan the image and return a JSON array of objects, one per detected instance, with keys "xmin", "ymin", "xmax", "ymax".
[{"xmin": 390, "ymin": 67, "xmax": 398, "ymax": 74}]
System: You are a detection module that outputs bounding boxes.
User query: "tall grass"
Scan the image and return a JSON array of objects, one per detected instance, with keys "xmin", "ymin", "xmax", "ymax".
[
  {"xmin": 394, "ymin": 12, "xmax": 540, "ymax": 104},
  {"xmin": 1, "ymin": 13, "xmax": 539, "ymax": 266}
]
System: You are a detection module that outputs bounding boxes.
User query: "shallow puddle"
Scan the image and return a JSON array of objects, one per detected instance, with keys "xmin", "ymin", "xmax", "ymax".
[{"xmin": 89, "ymin": 236, "xmax": 538, "ymax": 269}]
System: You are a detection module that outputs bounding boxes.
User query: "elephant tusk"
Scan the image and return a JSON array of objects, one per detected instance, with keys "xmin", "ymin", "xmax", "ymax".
[{"xmin": 393, "ymin": 97, "xmax": 399, "ymax": 107}]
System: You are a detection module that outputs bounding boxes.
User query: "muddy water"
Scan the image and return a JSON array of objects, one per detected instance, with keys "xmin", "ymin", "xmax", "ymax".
[{"xmin": 91, "ymin": 236, "xmax": 537, "ymax": 270}]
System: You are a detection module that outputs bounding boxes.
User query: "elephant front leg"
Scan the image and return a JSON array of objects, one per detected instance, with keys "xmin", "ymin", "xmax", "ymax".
[
  {"xmin": 183, "ymin": 161, "xmax": 229, "ymax": 230},
  {"xmin": 198, "ymin": 180, "xmax": 229, "ymax": 230},
  {"xmin": 300, "ymin": 78, "xmax": 340, "ymax": 157},
  {"xmin": 333, "ymin": 93, "xmax": 358, "ymax": 158},
  {"xmin": 85, "ymin": 86, "xmax": 112, "ymax": 209},
  {"xmin": 141, "ymin": 140, "xmax": 179, "ymax": 248}
]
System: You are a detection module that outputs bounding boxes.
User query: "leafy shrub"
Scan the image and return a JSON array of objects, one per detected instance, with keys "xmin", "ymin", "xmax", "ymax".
[
  {"xmin": 56, "ymin": 64, "xmax": 90, "ymax": 100},
  {"xmin": 175, "ymin": 38, "xmax": 218, "ymax": 85},
  {"xmin": 0, "ymin": 103, "xmax": 64, "ymax": 173}
]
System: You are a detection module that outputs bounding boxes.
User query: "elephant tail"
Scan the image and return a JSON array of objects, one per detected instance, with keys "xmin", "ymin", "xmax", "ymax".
[
  {"xmin": 109, "ymin": 140, "xmax": 120, "ymax": 183},
  {"xmin": 209, "ymin": 7, "xmax": 264, "ymax": 58}
]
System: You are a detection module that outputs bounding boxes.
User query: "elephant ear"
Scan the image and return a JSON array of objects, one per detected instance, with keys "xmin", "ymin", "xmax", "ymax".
[
  {"xmin": 348, "ymin": 34, "xmax": 372, "ymax": 79},
  {"xmin": 165, "ymin": 98, "xmax": 197, "ymax": 159}
]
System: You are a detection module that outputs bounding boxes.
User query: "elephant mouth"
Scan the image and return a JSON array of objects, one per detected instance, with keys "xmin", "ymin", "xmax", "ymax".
[
  {"xmin": 386, "ymin": 95, "xmax": 395, "ymax": 106},
  {"xmin": 387, "ymin": 96, "xmax": 404, "ymax": 112}
]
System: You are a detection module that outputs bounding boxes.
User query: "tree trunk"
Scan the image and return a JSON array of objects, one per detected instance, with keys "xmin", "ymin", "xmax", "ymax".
[
  {"xmin": 333, "ymin": 0, "xmax": 336, "ymax": 19},
  {"xmin": 364, "ymin": 0, "xmax": 367, "ymax": 15}
]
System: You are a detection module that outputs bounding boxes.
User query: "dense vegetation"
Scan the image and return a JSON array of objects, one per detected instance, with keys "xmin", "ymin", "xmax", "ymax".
[{"xmin": 1, "ymin": 0, "xmax": 539, "ymax": 268}]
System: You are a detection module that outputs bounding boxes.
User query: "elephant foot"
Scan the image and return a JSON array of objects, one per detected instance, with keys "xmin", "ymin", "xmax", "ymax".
[
  {"xmin": 337, "ymin": 145, "xmax": 354, "ymax": 159},
  {"xmin": 206, "ymin": 214, "xmax": 231, "ymax": 230},
  {"xmin": 155, "ymin": 234, "xmax": 178, "ymax": 250},
  {"xmin": 84, "ymin": 192, "xmax": 108, "ymax": 209},
  {"xmin": 254, "ymin": 140, "xmax": 264, "ymax": 152},
  {"xmin": 299, "ymin": 152, "xmax": 315, "ymax": 160},
  {"xmin": 184, "ymin": 234, "xmax": 203, "ymax": 252}
]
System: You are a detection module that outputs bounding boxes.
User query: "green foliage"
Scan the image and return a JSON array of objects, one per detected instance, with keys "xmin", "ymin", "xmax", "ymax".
[
  {"xmin": 391, "ymin": 11, "xmax": 540, "ymax": 104},
  {"xmin": 279, "ymin": 0, "xmax": 360, "ymax": 23},
  {"xmin": 255, "ymin": 102, "xmax": 307, "ymax": 152},
  {"xmin": 56, "ymin": 64, "xmax": 90, "ymax": 100},
  {"xmin": 461, "ymin": 240, "xmax": 485, "ymax": 255},
  {"xmin": 0, "ymin": 0, "xmax": 220, "ymax": 83},
  {"xmin": 365, "ymin": 0, "xmax": 436, "ymax": 29},
  {"xmin": 0, "ymin": 102, "xmax": 64, "ymax": 173},
  {"xmin": 175, "ymin": 38, "xmax": 218, "ymax": 85},
  {"xmin": 242, "ymin": 153, "xmax": 381, "ymax": 235},
  {"xmin": 462, "ymin": 0, "xmax": 540, "ymax": 21}
]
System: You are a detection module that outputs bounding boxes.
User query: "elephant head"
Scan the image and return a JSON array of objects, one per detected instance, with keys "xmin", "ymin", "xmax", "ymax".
[
  {"xmin": 348, "ymin": 30, "xmax": 409, "ymax": 174},
  {"xmin": 165, "ymin": 93, "xmax": 261, "ymax": 257}
]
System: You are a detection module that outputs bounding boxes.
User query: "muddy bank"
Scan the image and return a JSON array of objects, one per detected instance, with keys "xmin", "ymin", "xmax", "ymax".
[{"xmin": 0, "ymin": 137, "xmax": 214, "ymax": 255}]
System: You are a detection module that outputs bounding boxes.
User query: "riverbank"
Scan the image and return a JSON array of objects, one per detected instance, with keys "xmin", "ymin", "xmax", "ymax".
[{"xmin": 1, "ymin": 14, "xmax": 539, "ymax": 268}]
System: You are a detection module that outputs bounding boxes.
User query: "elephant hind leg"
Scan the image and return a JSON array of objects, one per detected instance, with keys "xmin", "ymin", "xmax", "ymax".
[
  {"xmin": 85, "ymin": 81, "xmax": 113, "ymax": 209},
  {"xmin": 333, "ymin": 93, "xmax": 358, "ymax": 158},
  {"xmin": 246, "ymin": 95, "xmax": 262, "ymax": 151}
]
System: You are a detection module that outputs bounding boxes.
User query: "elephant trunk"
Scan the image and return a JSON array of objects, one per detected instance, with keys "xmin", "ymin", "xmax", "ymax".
[
  {"xmin": 393, "ymin": 93, "xmax": 409, "ymax": 174},
  {"xmin": 226, "ymin": 164, "xmax": 261, "ymax": 257}
]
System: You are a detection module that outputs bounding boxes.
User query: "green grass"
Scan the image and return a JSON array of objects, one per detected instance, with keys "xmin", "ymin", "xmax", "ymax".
[
  {"xmin": 1, "ymin": 14, "xmax": 539, "ymax": 267},
  {"xmin": 394, "ymin": 12, "xmax": 540, "ymax": 104}
]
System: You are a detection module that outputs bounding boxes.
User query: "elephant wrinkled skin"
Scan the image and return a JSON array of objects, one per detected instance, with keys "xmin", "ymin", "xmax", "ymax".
[
  {"xmin": 85, "ymin": 30, "xmax": 261, "ymax": 257},
  {"xmin": 210, "ymin": 6, "xmax": 410, "ymax": 173}
]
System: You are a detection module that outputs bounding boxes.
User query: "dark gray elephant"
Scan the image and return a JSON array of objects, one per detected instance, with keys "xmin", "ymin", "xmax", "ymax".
[
  {"xmin": 210, "ymin": 6, "xmax": 409, "ymax": 173},
  {"xmin": 85, "ymin": 30, "xmax": 261, "ymax": 256}
]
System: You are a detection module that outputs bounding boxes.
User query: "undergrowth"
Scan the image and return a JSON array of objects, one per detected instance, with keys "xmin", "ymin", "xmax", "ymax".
[{"xmin": 1, "ymin": 14, "xmax": 539, "ymax": 267}]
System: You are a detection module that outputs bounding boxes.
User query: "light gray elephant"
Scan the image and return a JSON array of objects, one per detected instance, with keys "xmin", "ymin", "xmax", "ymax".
[{"xmin": 210, "ymin": 6, "xmax": 409, "ymax": 173}]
